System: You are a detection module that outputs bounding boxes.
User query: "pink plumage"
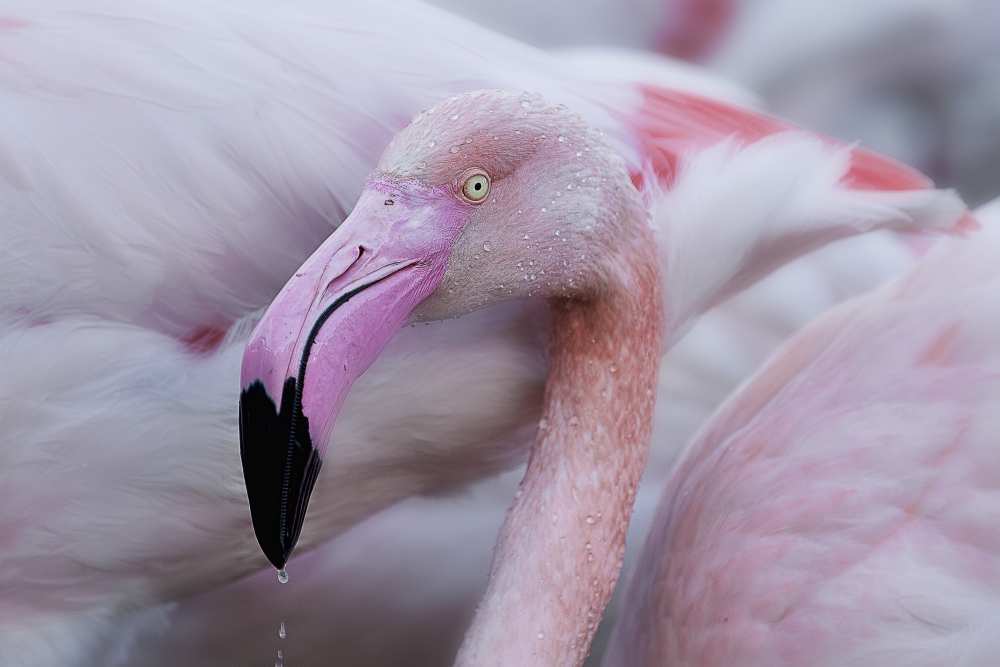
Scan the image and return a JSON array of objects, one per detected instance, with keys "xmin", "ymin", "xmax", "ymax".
[
  {"xmin": 607, "ymin": 199, "xmax": 1000, "ymax": 667},
  {"xmin": 0, "ymin": 1, "xmax": 979, "ymax": 665}
]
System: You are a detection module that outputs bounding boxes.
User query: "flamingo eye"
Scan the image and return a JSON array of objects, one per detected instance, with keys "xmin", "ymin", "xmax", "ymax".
[{"xmin": 460, "ymin": 170, "xmax": 491, "ymax": 203}]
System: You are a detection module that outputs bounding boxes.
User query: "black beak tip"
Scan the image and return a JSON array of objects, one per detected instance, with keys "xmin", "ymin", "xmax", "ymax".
[{"xmin": 239, "ymin": 379, "xmax": 323, "ymax": 571}]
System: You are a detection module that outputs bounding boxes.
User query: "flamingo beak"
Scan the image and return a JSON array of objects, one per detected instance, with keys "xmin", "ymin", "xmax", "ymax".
[{"xmin": 239, "ymin": 185, "xmax": 465, "ymax": 569}]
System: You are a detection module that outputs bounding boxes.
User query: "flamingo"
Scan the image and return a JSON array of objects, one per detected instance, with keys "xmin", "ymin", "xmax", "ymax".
[
  {"xmin": 0, "ymin": 1, "xmax": 968, "ymax": 664},
  {"xmin": 237, "ymin": 84, "xmax": 970, "ymax": 663},
  {"xmin": 605, "ymin": 197, "xmax": 1000, "ymax": 666}
]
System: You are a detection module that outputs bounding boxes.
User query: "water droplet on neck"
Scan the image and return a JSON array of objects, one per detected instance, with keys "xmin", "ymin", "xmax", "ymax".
[
  {"xmin": 557, "ymin": 135, "xmax": 566, "ymax": 142},
  {"xmin": 277, "ymin": 569, "xmax": 288, "ymax": 585},
  {"xmin": 449, "ymin": 146, "xmax": 460, "ymax": 154},
  {"xmin": 450, "ymin": 114, "xmax": 460, "ymax": 121},
  {"xmin": 483, "ymin": 242, "xmax": 492, "ymax": 252},
  {"xmin": 427, "ymin": 140, "xmax": 436, "ymax": 148},
  {"xmin": 278, "ymin": 621, "xmax": 287, "ymax": 640},
  {"xmin": 585, "ymin": 515, "xmax": 596, "ymax": 525}
]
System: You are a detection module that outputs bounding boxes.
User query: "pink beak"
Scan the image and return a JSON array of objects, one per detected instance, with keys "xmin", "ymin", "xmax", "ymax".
[{"xmin": 239, "ymin": 183, "xmax": 464, "ymax": 568}]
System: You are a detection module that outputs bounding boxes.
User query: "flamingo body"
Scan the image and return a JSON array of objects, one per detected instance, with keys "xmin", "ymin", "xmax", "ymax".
[{"xmin": 607, "ymin": 200, "xmax": 1000, "ymax": 666}]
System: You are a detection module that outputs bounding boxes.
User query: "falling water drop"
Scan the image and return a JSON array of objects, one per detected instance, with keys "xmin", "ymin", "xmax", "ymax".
[
  {"xmin": 278, "ymin": 621, "xmax": 287, "ymax": 640},
  {"xmin": 277, "ymin": 569, "xmax": 289, "ymax": 585},
  {"xmin": 275, "ymin": 649, "xmax": 284, "ymax": 667}
]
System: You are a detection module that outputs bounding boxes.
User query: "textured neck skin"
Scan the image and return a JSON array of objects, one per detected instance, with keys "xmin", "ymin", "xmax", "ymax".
[{"xmin": 455, "ymin": 230, "xmax": 663, "ymax": 665}]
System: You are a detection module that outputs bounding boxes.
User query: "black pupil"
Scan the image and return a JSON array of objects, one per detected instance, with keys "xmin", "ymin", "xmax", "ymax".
[{"xmin": 474, "ymin": 182, "xmax": 482, "ymax": 190}]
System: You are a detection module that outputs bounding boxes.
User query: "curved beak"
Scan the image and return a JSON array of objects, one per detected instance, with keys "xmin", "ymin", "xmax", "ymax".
[{"xmin": 239, "ymin": 186, "xmax": 463, "ymax": 568}]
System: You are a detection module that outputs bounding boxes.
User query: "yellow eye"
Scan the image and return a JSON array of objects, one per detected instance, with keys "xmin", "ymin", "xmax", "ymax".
[{"xmin": 461, "ymin": 171, "xmax": 491, "ymax": 203}]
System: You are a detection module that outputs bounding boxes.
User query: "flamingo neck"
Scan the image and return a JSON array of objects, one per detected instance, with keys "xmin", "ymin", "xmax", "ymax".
[{"xmin": 455, "ymin": 234, "xmax": 663, "ymax": 665}]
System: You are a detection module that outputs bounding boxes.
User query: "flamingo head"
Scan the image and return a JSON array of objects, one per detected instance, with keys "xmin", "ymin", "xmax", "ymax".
[{"xmin": 239, "ymin": 90, "xmax": 645, "ymax": 568}]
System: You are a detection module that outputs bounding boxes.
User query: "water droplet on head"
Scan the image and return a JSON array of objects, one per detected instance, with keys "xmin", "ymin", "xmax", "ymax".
[
  {"xmin": 427, "ymin": 140, "xmax": 436, "ymax": 148},
  {"xmin": 465, "ymin": 137, "xmax": 472, "ymax": 144},
  {"xmin": 483, "ymin": 242, "xmax": 492, "ymax": 252},
  {"xmin": 449, "ymin": 146, "xmax": 460, "ymax": 154},
  {"xmin": 541, "ymin": 207, "xmax": 547, "ymax": 213},
  {"xmin": 557, "ymin": 135, "xmax": 566, "ymax": 142},
  {"xmin": 576, "ymin": 152, "xmax": 583, "ymax": 157},
  {"xmin": 567, "ymin": 183, "xmax": 574, "ymax": 190},
  {"xmin": 537, "ymin": 632, "xmax": 546, "ymax": 640},
  {"xmin": 585, "ymin": 515, "xmax": 596, "ymax": 525},
  {"xmin": 277, "ymin": 569, "xmax": 288, "ymax": 584},
  {"xmin": 450, "ymin": 114, "xmax": 460, "ymax": 121}
]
